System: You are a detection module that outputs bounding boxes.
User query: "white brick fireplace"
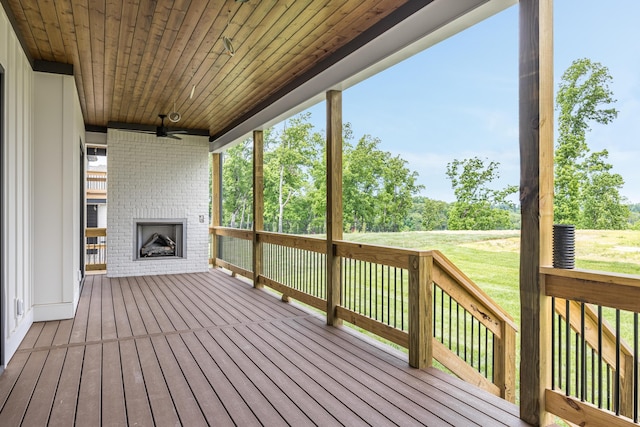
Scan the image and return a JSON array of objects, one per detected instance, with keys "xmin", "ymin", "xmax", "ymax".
[{"xmin": 106, "ymin": 129, "xmax": 209, "ymax": 277}]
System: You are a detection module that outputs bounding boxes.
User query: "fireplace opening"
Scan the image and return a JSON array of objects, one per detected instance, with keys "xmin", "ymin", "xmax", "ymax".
[{"xmin": 135, "ymin": 219, "xmax": 185, "ymax": 260}]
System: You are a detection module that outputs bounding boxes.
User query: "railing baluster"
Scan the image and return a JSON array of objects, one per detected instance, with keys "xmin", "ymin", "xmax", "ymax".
[
  {"xmin": 485, "ymin": 326, "xmax": 488, "ymax": 377},
  {"xmin": 607, "ymin": 364, "xmax": 612, "ymax": 410},
  {"xmin": 615, "ymin": 309, "xmax": 621, "ymax": 416},
  {"xmin": 558, "ymin": 310, "xmax": 563, "ymax": 391},
  {"xmin": 368, "ymin": 262, "xmax": 372, "ymax": 325},
  {"xmin": 634, "ymin": 312, "xmax": 638, "ymax": 423},
  {"xmin": 386, "ymin": 265, "xmax": 391, "ymax": 326},
  {"xmin": 440, "ymin": 285, "xmax": 444, "ymax": 342},
  {"xmin": 566, "ymin": 299, "xmax": 571, "ymax": 396},
  {"xmin": 591, "ymin": 347, "xmax": 595, "ymax": 404},
  {"xmin": 551, "ymin": 297, "xmax": 556, "ymax": 390},
  {"xmin": 456, "ymin": 304, "xmax": 460, "ymax": 357},
  {"xmin": 598, "ymin": 305, "xmax": 603, "ymax": 409},
  {"xmin": 581, "ymin": 302, "xmax": 586, "ymax": 401},
  {"xmin": 575, "ymin": 332, "xmax": 579, "ymax": 398},
  {"xmin": 434, "ymin": 286, "xmax": 440, "ymax": 343},
  {"xmin": 374, "ymin": 263, "xmax": 378, "ymax": 321},
  {"xmin": 393, "ymin": 268, "xmax": 397, "ymax": 329},
  {"xmin": 448, "ymin": 293, "xmax": 453, "ymax": 350},
  {"xmin": 401, "ymin": 269, "xmax": 405, "ymax": 331}
]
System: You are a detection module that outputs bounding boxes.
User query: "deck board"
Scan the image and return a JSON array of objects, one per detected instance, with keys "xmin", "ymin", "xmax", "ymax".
[
  {"xmin": 21, "ymin": 348, "xmax": 66, "ymax": 426},
  {"xmin": 48, "ymin": 346, "xmax": 84, "ymax": 425},
  {"xmin": 119, "ymin": 339, "xmax": 155, "ymax": 425},
  {"xmin": 0, "ymin": 269, "xmax": 530, "ymax": 426},
  {"xmin": 75, "ymin": 343, "xmax": 102, "ymax": 426},
  {"xmin": 101, "ymin": 341, "xmax": 127, "ymax": 426}
]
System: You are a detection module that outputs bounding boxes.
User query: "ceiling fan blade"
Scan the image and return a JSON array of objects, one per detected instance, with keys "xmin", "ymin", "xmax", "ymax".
[
  {"xmin": 166, "ymin": 134, "xmax": 182, "ymax": 140},
  {"xmin": 126, "ymin": 129, "xmax": 155, "ymax": 134},
  {"xmin": 167, "ymin": 130, "xmax": 188, "ymax": 135}
]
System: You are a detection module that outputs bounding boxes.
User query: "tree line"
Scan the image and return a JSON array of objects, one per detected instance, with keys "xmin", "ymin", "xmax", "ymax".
[
  {"xmin": 220, "ymin": 113, "xmax": 520, "ymax": 233},
  {"xmin": 220, "ymin": 58, "xmax": 634, "ymax": 233},
  {"xmin": 221, "ymin": 113, "xmax": 424, "ymax": 234}
]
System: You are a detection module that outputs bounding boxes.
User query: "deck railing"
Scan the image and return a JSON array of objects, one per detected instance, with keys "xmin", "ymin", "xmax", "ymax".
[
  {"xmin": 85, "ymin": 227, "xmax": 107, "ymax": 271},
  {"xmin": 210, "ymin": 226, "xmax": 516, "ymax": 401},
  {"xmin": 542, "ymin": 267, "xmax": 640, "ymax": 426},
  {"xmin": 86, "ymin": 171, "xmax": 107, "ymax": 199}
]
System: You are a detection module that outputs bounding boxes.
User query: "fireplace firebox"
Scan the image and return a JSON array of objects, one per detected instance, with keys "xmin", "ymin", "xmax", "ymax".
[{"xmin": 134, "ymin": 219, "xmax": 185, "ymax": 260}]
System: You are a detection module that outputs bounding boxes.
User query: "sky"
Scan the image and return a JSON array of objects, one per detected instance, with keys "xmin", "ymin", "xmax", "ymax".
[{"xmin": 299, "ymin": 1, "xmax": 640, "ymax": 204}]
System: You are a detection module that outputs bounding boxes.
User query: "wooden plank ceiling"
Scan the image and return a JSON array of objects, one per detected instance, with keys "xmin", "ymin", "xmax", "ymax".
[{"xmin": 3, "ymin": 0, "xmax": 417, "ymax": 138}]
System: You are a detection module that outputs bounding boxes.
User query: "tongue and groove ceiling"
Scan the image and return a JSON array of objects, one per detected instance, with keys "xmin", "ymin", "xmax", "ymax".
[
  {"xmin": 3, "ymin": 0, "xmax": 423, "ymax": 138},
  {"xmin": 3, "ymin": 0, "xmax": 514, "ymax": 144}
]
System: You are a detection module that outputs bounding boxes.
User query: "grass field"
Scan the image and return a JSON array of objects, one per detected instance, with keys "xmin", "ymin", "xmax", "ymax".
[{"xmin": 343, "ymin": 229, "xmax": 640, "ymax": 329}]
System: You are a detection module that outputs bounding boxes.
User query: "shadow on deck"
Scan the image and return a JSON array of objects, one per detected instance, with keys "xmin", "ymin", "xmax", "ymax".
[{"xmin": 0, "ymin": 269, "xmax": 529, "ymax": 426}]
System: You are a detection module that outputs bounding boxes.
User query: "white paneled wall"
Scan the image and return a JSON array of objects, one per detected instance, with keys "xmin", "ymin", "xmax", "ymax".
[
  {"xmin": 33, "ymin": 72, "xmax": 84, "ymax": 322},
  {"xmin": 0, "ymin": 6, "xmax": 34, "ymax": 363}
]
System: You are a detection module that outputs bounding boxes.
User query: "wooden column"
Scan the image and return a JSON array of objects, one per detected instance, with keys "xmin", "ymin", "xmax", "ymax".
[
  {"xmin": 408, "ymin": 254, "xmax": 432, "ymax": 369},
  {"xmin": 253, "ymin": 130, "xmax": 264, "ymax": 289},
  {"xmin": 326, "ymin": 90, "xmax": 343, "ymax": 326},
  {"xmin": 210, "ymin": 153, "xmax": 221, "ymax": 265},
  {"xmin": 519, "ymin": 0, "xmax": 554, "ymax": 424},
  {"xmin": 494, "ymin": 322, "xmax": 517, "ymax": 402}
]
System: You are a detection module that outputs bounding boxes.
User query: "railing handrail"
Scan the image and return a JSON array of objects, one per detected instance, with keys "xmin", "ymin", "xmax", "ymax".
[
  {"xmin": 86, "ymin": 227, "xmax": 107, "ymax": 237},
  {"xmin": 542, "ymin": 266, "xmax": 640, "ymax": 312},
  {"xmin": 258, "ymin": 230, "xmax": 326, "ymax": 253},
  {"xmin": 334, "ymin": 239, "xmax": 431, "ymax": 269},
  {"xmin": 433, "ymin": 250, "xmax": 518, "ymax": 332},
  {"xmin": 210, "ymin": 225, "xmax": 252, "ymax": 240}
]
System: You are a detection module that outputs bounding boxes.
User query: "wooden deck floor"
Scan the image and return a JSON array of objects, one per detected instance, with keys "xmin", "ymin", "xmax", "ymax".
[{"xmin": 0, "ymin": 269, "xmax": 530, "ymax": 426}]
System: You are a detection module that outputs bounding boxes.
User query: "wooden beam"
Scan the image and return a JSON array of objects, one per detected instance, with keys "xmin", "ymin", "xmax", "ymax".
[
  {"xmin": 210, "ymin": 153, "xmax": 221, "ymax": 265},
  {"xmin": 545, "ymin": 389, "xmax": 637, "ymax": 427},
  {"xmin": 408, "ymin": 254, "xmax": 432, "ymax": 369},
  {"xmin": 253, "ymin": 130, "xmax": 264, "ymax": 289},
  {"xmin": 519, "ymin": 0, "xmax": 554, "ymax": 424},
  {"xmin": 326, "ymin": 90, "xmax": 343, "ymax": 326}
]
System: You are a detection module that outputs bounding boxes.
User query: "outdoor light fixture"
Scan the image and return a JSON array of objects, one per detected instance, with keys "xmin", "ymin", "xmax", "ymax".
[{"xmin": 222, "ymin": 36, "xmax": 235, "ymax": 56}]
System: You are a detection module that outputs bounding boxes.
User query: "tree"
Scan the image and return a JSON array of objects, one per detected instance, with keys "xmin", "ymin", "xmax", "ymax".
[
  {"xmin": 343, "ymin": 135, "xmax": 385, "ymax": 232},
  {"xmin": 264, "ymin": 113, "xmax": 323, "ymax": 233},
  {"xmin": 446, "ymin": 157, "xmax": 517, "ymax": 230},
  {"xmin": 343, "ymin": 135, "xmax": 423, "ymax": 232},
  {"xmin": 377, "ymin": 154, "xmax": 423, "ymax": 231},
  {"xmin": 580, "ymin": 150, "xmax": 629, "ymax": 229},
  {"xmin": 422, "ymin": 198, "xmax": 450, "ymax": 230},
  {"xmin": 555, "ymin": 58, "xmax": 628, "ymax": 228},
  {"xmin": 221, "ymin": 140, "xmax": 253, "ymax": 229}
]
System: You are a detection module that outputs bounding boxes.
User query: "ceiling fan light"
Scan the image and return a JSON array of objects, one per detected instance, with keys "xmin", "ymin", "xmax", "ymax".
[{"xmin": 168, "ymin": 111, "xmax": 181, "ymax": 122}]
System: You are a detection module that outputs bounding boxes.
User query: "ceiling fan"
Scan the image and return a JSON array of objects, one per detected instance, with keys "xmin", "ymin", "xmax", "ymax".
[{"xmin": 154, "ymin": 114, "xmax": 187, "ymax": 139}]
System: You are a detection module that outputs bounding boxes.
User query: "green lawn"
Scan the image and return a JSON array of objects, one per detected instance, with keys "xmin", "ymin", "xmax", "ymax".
[{"xmin": 344, "ymin": 229, "xmax": 640, "ymax": 329}]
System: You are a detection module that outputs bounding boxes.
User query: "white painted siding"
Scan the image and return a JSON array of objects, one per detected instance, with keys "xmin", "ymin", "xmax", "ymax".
[
  {"xmin": 33, "ymin": 72, "xmax": 84, "ymax": 321},
  {"xmin": 0, "ymin": 6, "xmax": 35, "ymax": 364}
]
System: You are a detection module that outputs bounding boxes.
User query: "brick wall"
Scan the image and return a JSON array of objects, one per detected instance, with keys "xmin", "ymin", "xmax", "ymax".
[{"xmin": 106, "ymin": 129, "xmax": 209, "ymax": 277}]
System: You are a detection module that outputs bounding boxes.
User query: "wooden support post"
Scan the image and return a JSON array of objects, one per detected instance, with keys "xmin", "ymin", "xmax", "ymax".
[
  {"xmin": 494, "ymin": 323, "xmax": 517, "ymax": 403},
  {"xmin": 326, "ymin": 90, "xmax": 343, "ymax": 326},
  {"xmin": 253, "ymin": 130, "xmax": 264, "ymax": 289},
  {"xmin": 210, "ymin": 153, "xmax": 221, "ymax": 266},
  {"xmin": 519, "ymin": 0, "xmax": 554, "ymax": 424},
  {"xmin": 620, "ymin": 352, "xmax": 634, "ymax": 418},
  {"xmin": 408, "ymin": 254, "xmax": 432, "ymax": 369}
]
